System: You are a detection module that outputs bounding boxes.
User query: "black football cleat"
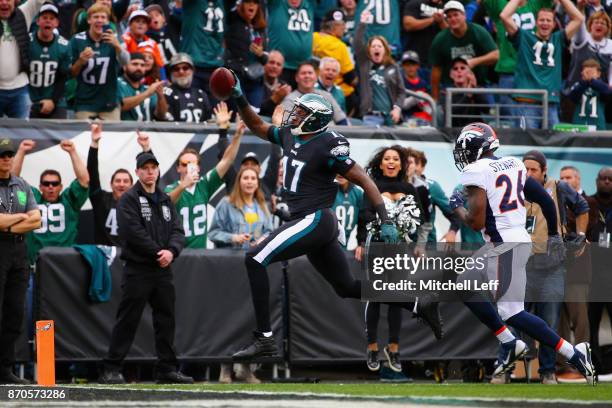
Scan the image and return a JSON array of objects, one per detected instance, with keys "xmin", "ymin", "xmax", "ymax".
[{"xmin": 232, "ymin": 332, "xmax": 278, "ymax": 361}]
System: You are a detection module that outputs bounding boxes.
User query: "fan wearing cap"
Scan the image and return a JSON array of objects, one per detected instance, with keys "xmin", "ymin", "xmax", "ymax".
[
  {"xmin": 428, "ymin": 0, "xmax": 498, "ymax": 101},
  {"xmin": 117, "ymin": 52, "xmax": 168, "ymax": 121},
  {"xmin": 100, "ymin": 151, "xmax": 193, "ymax": 385},
  {"xmin": 354, "ymin": 0, "xmax": 401, "ymax": 54},
  {"xmin": 0, "ymin": 139, "xmax": 40, "ymax": 384},
  {"xmin": 70, "ymin": 4, "xmax": 130, "ymax": 120},
  {"xmin": 145, "ymin": 4, "xmax": 181, "ymax": 69},
  {"xmin": 122, "ymin": 10, "xmax": 166, "ymax": 77},
  {"xmin": 501, "ymin": 0, "xmax": 584, "ymax": 129},
  {"xmin": 267, "ymin": 0, "xmax": 315, "ymax": 88},
  {"xmin": 135, "ymin": 41, "xmax": 166, "ymax": 84},
  {"xmin": 11, "ymin": 138, "xmax": 89, "ymax": 265},
  {"xmin": 400, "ymin": 50, "xmax": 433, "ymax": 124},
  {"xmin": 313, "ymin": 9, "xmax": 357, "ymax": 113},
  {"xmin": 447, "ymin": 56, "xmax": 488, "ymax": 127},
  {"xmin": 29, "ymin": 3, "xmax": 71, "ymax": 119},
  {"xmin": 164, "ymin": 53, "xmax": 211, "ymax": 123}
]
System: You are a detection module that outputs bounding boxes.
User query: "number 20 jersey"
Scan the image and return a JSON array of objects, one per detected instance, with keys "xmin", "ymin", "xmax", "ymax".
[
  {"xmin": 460, "ymin": 156, "xmax": 531, "ymax": 243},
  {"xmin": 269, "ymin": 126, "xmax": 355, "ymax": 220}
]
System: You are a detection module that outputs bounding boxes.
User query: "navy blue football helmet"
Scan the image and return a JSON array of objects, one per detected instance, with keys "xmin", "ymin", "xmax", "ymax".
[{"xmin": 453, "ymin": 122, "xmax": 499, "ymax": 171}]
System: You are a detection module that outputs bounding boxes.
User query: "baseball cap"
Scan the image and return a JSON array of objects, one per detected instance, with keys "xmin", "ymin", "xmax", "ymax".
[
  {"xmin": 444, "ymin": 0, "xmax": 465, "ymax": 14},
  {"xmin": 39, "ymin": 2, "xmax": 59, "ymax": 16},
  {"xmin": 136, "ymin": 152, "xmax": 159, "ymax": 168},
  {"xmin": 451, "ymin": 54, "xmax": 470, "ymax": 65},
  {"xmin": 0, "ymin": 138, "xmax": 15, "ymax": 156},
  {"xmin": 130, "ymin": 52, "xmax": 145, "ymax": 62},
  {"xmin": 401, "ymin": 50, "xmax": 420, "ymax": 64},
  {"xmin": 241, "ymin": 152, "xmax": 260, "ymax": 165},
  {"xmin": 145, "ymin": 4, "xmax": 164, "ymax": 16},
  {"xmin": 522, "ymin": 150, "xmax": 547, "ymax": 169},
  {"xmin": 169, "ymin": 53, "xmax": 194, "ymax": 69},
  {"xmin": 324, "ymin": 8, "xmax": 346, "ymax": 23},
  {"xmin": 129, "ymin": 9, "xmax": 151, "ymax": 24}
]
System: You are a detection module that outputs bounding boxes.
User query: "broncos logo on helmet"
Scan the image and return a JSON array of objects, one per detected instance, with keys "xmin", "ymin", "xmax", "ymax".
[
  {"xmin": 282, "ymin": 93, "xmax": 334, "ymax": 136},
  {"xmin": 453, "ymin": 122, "xmax": 499, "ymax": 171}
]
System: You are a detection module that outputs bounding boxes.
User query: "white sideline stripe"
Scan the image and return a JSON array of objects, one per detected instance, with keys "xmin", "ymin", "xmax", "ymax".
[
  {"xmin": 37, "ymin": 385, "xmax": 612, "ymax": 406},
  {"xmin": 253, "ymin": 213, "xmax": 316, "ymax": 264}
]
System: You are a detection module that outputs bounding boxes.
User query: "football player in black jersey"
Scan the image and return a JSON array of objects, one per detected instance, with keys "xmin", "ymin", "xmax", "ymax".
[
  {"xmin": 228, "ymin": 75, "xmax": 444, "ymax": 360},
  {"xmin": 164, "ymin": 53, "xmax": 211, "ymax": 123}
]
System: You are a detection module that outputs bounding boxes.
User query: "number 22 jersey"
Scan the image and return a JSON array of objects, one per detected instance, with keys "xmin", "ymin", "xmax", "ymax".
[
  {"xmin": 460, "ymin": 156, "xmax": 530, "ymax": 243},
  {"xmin": 268, "ymin": 126, "xmax": 355, "ymax": 220}
]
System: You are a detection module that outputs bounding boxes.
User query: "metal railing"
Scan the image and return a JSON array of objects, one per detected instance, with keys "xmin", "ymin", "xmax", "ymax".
[
  {"xmin": 405, "ymin": 89, "xmax": 438, "ymax": 127},
  {"xmin": 444, "ymin": 88, "xmax": 549, "ymax": 129}
]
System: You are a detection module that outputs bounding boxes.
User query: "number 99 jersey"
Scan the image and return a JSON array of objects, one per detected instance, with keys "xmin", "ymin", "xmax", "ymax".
[
  {"xmin": 268, "ymin": 126, "xmax": 355, "ymax": 220},
  {"xmin": 460, "ymin": 156, "xmax": 530, "ymax": 243}
]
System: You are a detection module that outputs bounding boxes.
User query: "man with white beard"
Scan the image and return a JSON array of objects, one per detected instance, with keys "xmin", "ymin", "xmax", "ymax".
[{"xmin": 164, "ymin": 53, "xmax": 212, "ymax": 123}]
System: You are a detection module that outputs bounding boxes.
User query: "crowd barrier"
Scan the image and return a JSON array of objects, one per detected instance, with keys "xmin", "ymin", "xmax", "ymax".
[{"xmin": 35, "ymin": 248, "xmax": 497, "ymax": 363}]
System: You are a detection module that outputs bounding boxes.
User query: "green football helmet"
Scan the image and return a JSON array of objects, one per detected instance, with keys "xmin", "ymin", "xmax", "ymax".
[{"xmin": 282, "ymin": 93, "xmax": 334, "ymax": 135}]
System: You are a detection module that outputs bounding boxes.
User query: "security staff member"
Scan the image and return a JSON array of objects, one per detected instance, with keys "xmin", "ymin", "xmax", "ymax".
[
  {"xmin": 0, "ymin": 138, "xmax": 41, "ymax": 384},
  {"xmin": 99, "ymin": 152, "xmax": 193, "ymax": 384}
]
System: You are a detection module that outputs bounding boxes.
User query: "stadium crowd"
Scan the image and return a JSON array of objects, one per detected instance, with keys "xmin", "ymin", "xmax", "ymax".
[
  {"xmin": 1, "ymin": 0, "xmax": 612, "ymax": 387},
  {"xmin": 0, "ymin": 0, "xmax": 611, "ymax": 128}
]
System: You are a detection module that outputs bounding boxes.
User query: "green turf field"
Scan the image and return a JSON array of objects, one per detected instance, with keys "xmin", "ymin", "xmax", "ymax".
[{"xmin": 93, "ymin": 383, "xmax": 612, "ymax": 402}]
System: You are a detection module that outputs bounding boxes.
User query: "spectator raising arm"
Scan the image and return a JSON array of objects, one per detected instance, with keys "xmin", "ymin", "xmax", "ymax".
[
  {"xmin": 11, "ymin": 139, "xmax": 35, "ymax": 177},
  {"xmin": 88, "ymin": 123, "xmax": 102, "ymax": 196},
  {"xmin": 215, "ymin": 117, "xmax": 246, "ymax": 179},
  {"xmin": 560, "ymin": 0, "xmax": 586, "ymax": 39},
  {"xmin": 61, "ymin": 140, "xmax": 90, "ymax": 188},
  {"xmin": 500, "ymin": 0, "xmax": 521, "ymax": 36}
]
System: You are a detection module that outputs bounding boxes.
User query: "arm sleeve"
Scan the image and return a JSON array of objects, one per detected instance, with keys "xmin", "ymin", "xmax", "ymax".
[
  {"xmin": 117, "ymin": 194, "xmax": 163, "ymax": 256},
  {"xmin": 204, "ymin": 168, "xmax": 225, "ymax": 198},
  {"xmin": 524, "ymin": 176, "xmax": 558, "ymax": 236},
  {"xmin": 559, "ymin": 181, "xmax": 589, "ymax": 215},
  {"xmin": 87, "ymin": 146, "xmax": 102, "ymax": 198},
  {"xmin": 590, "ymin": 79, "xmax": 612, "ymax": 95},
  {"xmin": 66, "ymin": 179, "xmax": 89, "ymax": 211},
  {"xmin": 508, "ymin": 28, "xmax": 521, "ymax": 51},
  {"xmin": 327, "ymin": 136, "xmax": 355, "ymax": 175}
]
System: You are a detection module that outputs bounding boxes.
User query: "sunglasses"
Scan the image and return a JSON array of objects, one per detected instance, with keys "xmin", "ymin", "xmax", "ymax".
[
  {"xmin": 172, "ymin": 65, "xmax": 192, "ymax": 72},
  {"xmin": 0, "ymin": 152, "xmax": 15, "ymax": 158},
  {"xmin": 41, "ymin": 181, "xmax": 61, "ymax": 187}
]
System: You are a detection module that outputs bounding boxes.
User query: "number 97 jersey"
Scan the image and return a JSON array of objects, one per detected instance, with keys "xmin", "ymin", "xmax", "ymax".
[
  {"xmin": 460, "ymin": 156, "xmax": 530, "ymax": 243},
  {"xmin": 269, "ymin": 126, "xmax": 355, "ymax": 220}
]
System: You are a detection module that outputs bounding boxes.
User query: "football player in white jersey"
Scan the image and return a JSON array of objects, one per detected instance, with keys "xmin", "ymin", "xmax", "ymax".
[{"xmin": 449, "ymin": 122, "xmax": 596, "ymax": 385}]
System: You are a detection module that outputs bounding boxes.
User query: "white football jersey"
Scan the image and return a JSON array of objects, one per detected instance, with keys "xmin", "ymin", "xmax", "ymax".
[{"xmin": 460, "ymin": 156, "xmax": 531, "ymax": 243}]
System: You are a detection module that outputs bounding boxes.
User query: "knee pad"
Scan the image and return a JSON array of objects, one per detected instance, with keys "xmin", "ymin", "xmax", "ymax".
[{"xmin": 497, "ymin": 301, "xmax": 524, "ymax": 321}]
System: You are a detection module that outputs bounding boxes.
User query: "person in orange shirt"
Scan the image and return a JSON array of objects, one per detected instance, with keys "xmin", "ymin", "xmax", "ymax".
[{"xmin": 122, "ymin": 10, "xmax": 166, "ymax": 79}]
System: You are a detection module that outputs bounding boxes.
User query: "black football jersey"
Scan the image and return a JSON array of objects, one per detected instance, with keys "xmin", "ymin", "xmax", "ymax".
[
  {"xmin": 267, "ymin": 126, "xmax": 355, "ymax": 219},
  {"xmin": 164, "ymin": 84, "xmax": 211, "ymax": 122}
]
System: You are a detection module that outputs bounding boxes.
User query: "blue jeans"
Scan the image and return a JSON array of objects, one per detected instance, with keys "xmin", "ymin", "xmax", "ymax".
[
  {"xmin": 498, "ymin": 74, "xmax": 519, "ymax": 127},
  {"xmin": 526, "ymin": 262, "xmax": 565, "ymax": 375},
  {"xmin": 362, "ymin": 114, "xmax": 386, "ymax": 127},
  {"xmin": 518, "ymin": 102, "xmax": 560, "ymax": 130},
  {"xmin": 0, "ymin": 86, "xmax": 31, "ymax": 119}
]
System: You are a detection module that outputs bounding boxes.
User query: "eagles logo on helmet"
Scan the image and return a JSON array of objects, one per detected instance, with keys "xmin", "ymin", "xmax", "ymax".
[
  {"xmin": 282, "ymin": 93, "xmax": 334, "ymax": 136},
  {"xmin": 453, "ymin": 122, "xmax": 499, "ymax": 171}
]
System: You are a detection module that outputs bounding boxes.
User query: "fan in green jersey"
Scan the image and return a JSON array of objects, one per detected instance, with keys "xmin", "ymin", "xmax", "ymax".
[
  {"xmin": 164, "ymin": 102, "xmax": 244, "ymax": 248},
  {"xmin": 501, "ymin": 0, "xmax": 584, "ymax": 129},
  {"xmin": 12, "ymin": 139, "xmax": 90, "ymax": 264}
]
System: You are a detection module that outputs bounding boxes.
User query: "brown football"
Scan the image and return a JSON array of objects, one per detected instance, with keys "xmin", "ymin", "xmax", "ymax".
[{"xmin": 209, "ymin": 67, "xmax": 236, "ymax": 101}]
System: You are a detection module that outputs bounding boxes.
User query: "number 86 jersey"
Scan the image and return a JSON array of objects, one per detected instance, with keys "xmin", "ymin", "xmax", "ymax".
[
  {"xmin": 269, "ymin": 126, "xmax": 355, "ymax": 220},
  {"xmin": 460, "ymin": 156, "xmax": 531, "ymax": 243}
]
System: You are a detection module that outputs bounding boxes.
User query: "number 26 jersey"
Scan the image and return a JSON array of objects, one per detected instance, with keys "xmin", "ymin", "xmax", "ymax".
[
  {"xmin": 268, "ymin": 126, "xmax": 355, "ymax": 220},
  {"xmin": 460, "ymin": 156, "xmax": 530, "ymax": 243}
]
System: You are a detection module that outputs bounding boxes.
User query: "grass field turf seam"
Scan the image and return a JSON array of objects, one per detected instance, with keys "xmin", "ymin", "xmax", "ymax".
[{"xmin": 71, "ymin": 383, "xmax": 612, "ymax": 403}]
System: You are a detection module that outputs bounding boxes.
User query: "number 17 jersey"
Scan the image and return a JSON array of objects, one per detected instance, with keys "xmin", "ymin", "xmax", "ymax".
[
  {"xmin": 460, "ymin": 156, "xmax": 530, "ymax": 243},
  {"xmin": 269, "ymin": 126, "xmax": 355, "ymax": 220}
]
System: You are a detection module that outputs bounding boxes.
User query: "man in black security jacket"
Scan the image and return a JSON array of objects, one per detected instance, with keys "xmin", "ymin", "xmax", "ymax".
[{"xmin": 99, "ymin": 152, "xmax": 192, "ymax": 384}]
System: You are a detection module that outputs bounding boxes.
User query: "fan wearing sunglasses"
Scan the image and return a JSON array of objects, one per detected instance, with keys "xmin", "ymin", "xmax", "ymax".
[{"xmin": 12, "ymin": 139, "xmax": 90, "ymax": 264}]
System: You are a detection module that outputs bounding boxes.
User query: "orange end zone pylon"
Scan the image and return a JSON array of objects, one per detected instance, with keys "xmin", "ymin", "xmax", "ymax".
[{"xmin": 36, "ymin": 320, "xmax": 55, "ymax": 386}]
